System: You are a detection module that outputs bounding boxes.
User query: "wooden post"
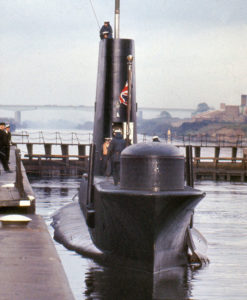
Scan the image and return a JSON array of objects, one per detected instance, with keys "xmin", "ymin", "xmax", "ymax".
[
  {"xmin": 78, "ymin": 145, "xmax": 86, "ymax": 161},
  {"xmin": 214, "ymin": 146, "xmax": 220, "ymax": 168},
  {"xmin": 61, "ymin": 144, "xmax": 69, "ymax": 167},
  {"xmin": 231, "ymin": 147, "xmax": 237, "ymax": 163},
  {"xmin": 26, "ymin": 143, "xmax": 33, "ymax": 160},
  {"xmin": 243, "ymin": 148, "xmax": 247, "ymax": 170},
  {"xmin": 44, "ymin": 144, "xmax": 52, "ymax": 157},
  {"xmin": 61, "ymin": 144, "xmax": 69, "ymax": 156},
  {"xmin": 186, "ymin": 145, "xmax": 194, "ymax": 188},
  {"xmin": 194, "ymin": 146, "xmax": 201, "ymax": 166}
]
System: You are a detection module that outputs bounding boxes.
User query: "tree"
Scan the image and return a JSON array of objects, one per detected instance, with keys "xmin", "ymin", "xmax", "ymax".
[
  {"xmin": 196, "ymin": 102, "xmax": 210, "ymax": 113},
  {"xmin": 160, "ymin": 110, "xmax": 172, "ymax": 119}
]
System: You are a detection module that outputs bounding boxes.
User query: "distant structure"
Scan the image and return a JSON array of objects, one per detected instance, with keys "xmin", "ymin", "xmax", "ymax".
[{"xmin": 192, "ymin": 95, "xmax": 247, "ymax": 123}]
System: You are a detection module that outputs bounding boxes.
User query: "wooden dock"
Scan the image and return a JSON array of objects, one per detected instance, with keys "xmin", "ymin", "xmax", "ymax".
[
  {"xmin": 0, "ymin": 147, "xmax": 35, "ymax": 212},
  {"xmin": 0, "ymin": 146, "xmax": 75, "ymax": 299},
  {"xmin": 12, "ymin": 131, "xmax": 247, "ymax": 181},
  {"xmin": 22, "ymin": 153, "xmax": 88, "ymax": 177},
  {"xmin": 11, "ymin": 134, "xmax": 247, "ymax": 182},
  {"xmin": 18, "ymin": 143, "xmax": 247, "ymax": 182},
  {"xmin": 193, "ymin": 159, "xmax": 247, "ymax": 182},
  {"xmin": 13, "ymin": 138, "xmax": 90, "ymax": 177},
  {"xmin": 188, "ymin": 145, "xmax": 247, "ymax": 182},
  {"xmin": 0, "ymin": 215, "xmax": 75, "ymax": 300}
]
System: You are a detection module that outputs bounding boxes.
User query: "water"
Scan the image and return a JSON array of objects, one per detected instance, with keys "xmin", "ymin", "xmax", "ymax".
[{"xmin": 31, "ymin": 177, "xmax": 247, "ymax": 300}]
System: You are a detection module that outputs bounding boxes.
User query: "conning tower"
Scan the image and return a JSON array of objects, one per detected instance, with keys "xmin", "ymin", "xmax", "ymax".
[{"xmin": 93, "ymin": 1, "xmax": 137, "ymax": 175}]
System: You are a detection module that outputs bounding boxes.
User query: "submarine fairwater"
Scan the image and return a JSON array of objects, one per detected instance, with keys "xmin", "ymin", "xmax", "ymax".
[{"xmin": 52, "ymin": 0, "xmax": 208, "ymax": 274}]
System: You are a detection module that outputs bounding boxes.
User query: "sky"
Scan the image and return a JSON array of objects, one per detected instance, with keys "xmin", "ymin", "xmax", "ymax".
[{"xmin": 1, "ymin": 0, "xmax": 247, "ymax": 110}]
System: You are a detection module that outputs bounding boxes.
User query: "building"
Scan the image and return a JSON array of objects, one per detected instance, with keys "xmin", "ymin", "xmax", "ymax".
[{"xmin": 193, "ymin": 95, "xmax": 247, "ymax": 123}]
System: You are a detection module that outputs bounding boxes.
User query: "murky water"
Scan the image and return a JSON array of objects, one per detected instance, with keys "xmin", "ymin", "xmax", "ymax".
[{"xmin": 30, "ymin": 178, "xmax": 247, "ymax": 300}]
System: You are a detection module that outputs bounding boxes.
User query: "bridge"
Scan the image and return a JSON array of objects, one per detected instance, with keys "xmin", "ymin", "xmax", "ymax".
[
  {"xmin": 0, "ymin": 105, "xmax": 93, "ymax": 124},
  {"xmin": 0, "ymin": 104, "xmax": 195, "ymax": 125}
]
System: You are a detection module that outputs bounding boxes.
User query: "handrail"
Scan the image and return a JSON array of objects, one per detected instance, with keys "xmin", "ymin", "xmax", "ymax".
[
  {"xmin": 12, "ymin": 131, "xmax": 92, "ymax": 145},
  {"xmin": 194, "ymin": 157, "xmax": 247, "ymax": 162},
  {"xmin": 24, "ymin": 154, "xmax": 89, "ymax": 159},
  {"xmin": 11, "ymin": 131, "xmax": 247, "ymax": 148}
]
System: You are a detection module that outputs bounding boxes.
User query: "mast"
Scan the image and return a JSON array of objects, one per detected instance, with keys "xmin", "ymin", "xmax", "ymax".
[
  {"xmin": 114, "ymin": 0, "xmax": 120, "ymax": 39},
  {"xmin": 126, "ymin": 55, "xmax": 133, "ymax": 145}
]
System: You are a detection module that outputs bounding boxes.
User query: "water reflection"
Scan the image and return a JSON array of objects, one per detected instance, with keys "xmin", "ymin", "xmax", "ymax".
[
  {"xmin": 83, "ymin": 265, "xmax": 193, "ymax": 300},
  {"xmin": 44, "ymin": 186, "xmax": 51, "ymax": 196},
  {"xmin": 60, "ymin": 188, "xmax": 69, "ymax": 196}
]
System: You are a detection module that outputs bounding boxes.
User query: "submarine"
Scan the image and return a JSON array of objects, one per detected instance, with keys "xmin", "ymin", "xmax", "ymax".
[{"xmin": 53, "ymin": 0, "xmax": 208, "ymax": 273}]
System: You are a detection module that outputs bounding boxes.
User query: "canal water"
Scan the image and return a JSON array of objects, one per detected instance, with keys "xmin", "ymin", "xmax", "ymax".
[{"xmin": 30, "ymin": 177, "xmax": 247, "ymax": 300}]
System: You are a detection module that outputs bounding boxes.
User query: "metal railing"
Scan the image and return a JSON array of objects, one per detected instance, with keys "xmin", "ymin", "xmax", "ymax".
[
  {"xmin": 12, "ymin": 131, "xmax": 247, "ymax": 148},
  {"xmin": 140, "ymin": 133, "xmax": 247, "ymax": 147},
  {"xmin": 12, "ymin": 131, "xmax": 93, "ymax": 145}
]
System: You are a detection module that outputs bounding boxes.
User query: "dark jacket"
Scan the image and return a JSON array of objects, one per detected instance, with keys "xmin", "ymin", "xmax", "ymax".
[
  {"xmin": 6, "ymin": 131, "xmax": 11, "ymax": 145},
  {"xmin": 108, "ymin": 133, "xmax": 126, "ymax": 162},
  {"xmin": 100, "ymin": 24, "xmax": 113, "ymax": 39},
  {"xmin": 0, "ymin": 129, "xmax": 8, "ymax": 150}
]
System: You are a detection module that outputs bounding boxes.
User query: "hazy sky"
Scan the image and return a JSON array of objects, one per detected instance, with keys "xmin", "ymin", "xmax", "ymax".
[{"xmin": 1, "ymin": 0, "xmax": 247, "ymax": 109}]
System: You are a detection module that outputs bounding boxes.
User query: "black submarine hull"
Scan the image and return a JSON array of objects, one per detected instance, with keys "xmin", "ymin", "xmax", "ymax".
[
  {"xmin": 79, "ymin": 177, "xmax": 205, "ymax": 273},
  {"xmin": 76, "ymin": 36, "xmax": 207, "ymax": 273}
]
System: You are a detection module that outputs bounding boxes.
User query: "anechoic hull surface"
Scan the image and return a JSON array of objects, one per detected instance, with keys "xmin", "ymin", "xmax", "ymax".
[{"xmin": 80, "ymin": 178, "xmax": 205, "ymax": 273}]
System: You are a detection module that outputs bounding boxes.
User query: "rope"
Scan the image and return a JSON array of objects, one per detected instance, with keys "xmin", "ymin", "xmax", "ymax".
[{"xmin": 88, "ymin": 0, "xmax": 101, "ymax": 30}]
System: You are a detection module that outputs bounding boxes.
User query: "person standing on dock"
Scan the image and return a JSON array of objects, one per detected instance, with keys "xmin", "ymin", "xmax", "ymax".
[
  {"xmin": 100, "ymin": 138, "xmax": 111, "ymax": 176},
  {"xmin": 5, "ymin": 124, "xmax": 11, "ymax": 164},
  {"xmin": 100, "ymin": 21, "xmax": 113, "ymax": 39},
  {"xmin": 0, "ymin": 122, "xmax": 11, "ymax": 172},
  {"xmin": 108, "ymin": 131, "xmax": 126, "ymax": 185}
]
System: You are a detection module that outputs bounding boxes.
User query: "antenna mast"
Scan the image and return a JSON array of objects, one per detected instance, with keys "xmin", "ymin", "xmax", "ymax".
[{"xmin": 114, "ymin": 0, "xmax": 120, "ymax": 39}]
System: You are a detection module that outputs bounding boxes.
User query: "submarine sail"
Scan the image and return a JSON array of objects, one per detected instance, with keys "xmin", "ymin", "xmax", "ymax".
[{"xmin": 93, "ymin": 38, "xmax": 137, "ymax": 175}]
